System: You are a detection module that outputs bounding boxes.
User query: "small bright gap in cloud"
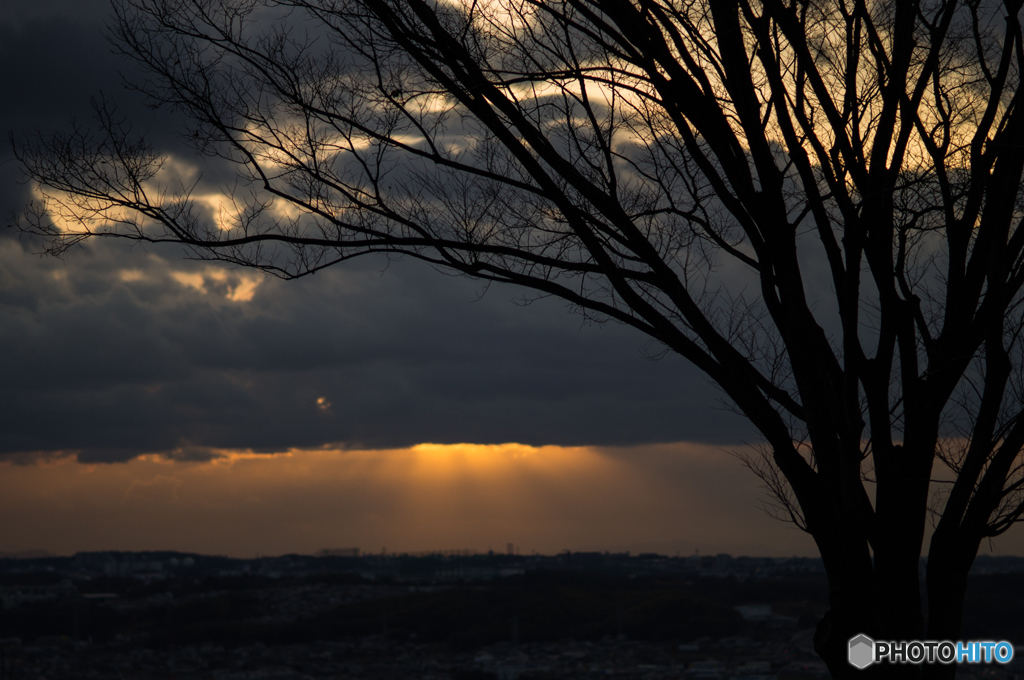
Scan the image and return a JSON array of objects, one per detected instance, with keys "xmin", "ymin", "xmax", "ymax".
[
  {"xmin": 171, "ymin": 271, "xmax": 206, "ymax": 293},
  {"xmin": 168, "ymin": 267, "xmax": 261, "ymax": 302},
  {"xmin": 225, "ymin": 274, "xmax": 260, "ymax": 302}
]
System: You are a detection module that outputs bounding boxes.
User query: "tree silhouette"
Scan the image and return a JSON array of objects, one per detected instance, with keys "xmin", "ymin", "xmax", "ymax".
[{"xmin": 13, "ymin": 0, "xmax": 1024, "ymax": 677}]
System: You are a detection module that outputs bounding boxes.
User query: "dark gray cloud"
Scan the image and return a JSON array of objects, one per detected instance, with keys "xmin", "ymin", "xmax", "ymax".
[
  {"xmin": 0, "ymin": 235, "xmax": 752, "ymax": 462},
  {"xmin": 0, "ymin": 9, "xmax": 193, "ymax": 225},
  {"xmin": 0, "ymin": 1, "xmax": 752, "ymax": 464},
  {"xmin": 0, "ymin": 0, "xmax": 113, "ymax": 29}
]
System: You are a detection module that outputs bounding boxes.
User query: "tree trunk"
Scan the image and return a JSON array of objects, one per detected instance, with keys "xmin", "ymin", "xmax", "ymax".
[
  {"xmin": 813, "ymin": 574, "xmax": 926, "ymax": 680},
  {"xmin": 922, "ymin": 529, "xmax": 979, "ymax": 680},
  {"xmin": 810, "ymin": 524, "xmax": 984, "ymax": 680}
]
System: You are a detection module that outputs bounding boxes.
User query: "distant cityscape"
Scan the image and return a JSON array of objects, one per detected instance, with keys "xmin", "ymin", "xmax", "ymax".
[
  {"xmin": 4, "ymin": 547, "xmax": 1023, "ymax": 584},
  {"xmin": 9, "ymin": 549, "xmax": 831, "ymax": 583},
  {"xmin": 0, "ymin": 551, "xmax": 1021, "ymax": 679}
]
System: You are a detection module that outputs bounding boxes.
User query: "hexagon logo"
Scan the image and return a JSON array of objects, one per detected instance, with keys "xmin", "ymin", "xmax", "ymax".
[{"xmin": 849, "ymin": 634, "xmax": 875, "ymax": 669}]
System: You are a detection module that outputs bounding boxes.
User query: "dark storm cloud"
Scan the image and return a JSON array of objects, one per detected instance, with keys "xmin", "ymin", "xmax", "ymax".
[
  {"xmin": 0, "ymin": 234, "xmax": 752, "ymax": 462},
  {"xmin": 1, "ymin": 0, "xmax": 113, "ymax": 28},
  {"xmin": 0, "ymin": 8, "xmax": 195, "ymax": 226},
  {"xmin": 0, "ymin": 1, "xmax": 752, "ymax": 463}
]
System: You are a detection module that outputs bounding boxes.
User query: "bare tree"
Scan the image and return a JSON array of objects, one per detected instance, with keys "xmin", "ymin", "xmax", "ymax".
[{"xmin": 13, "ymin": 0, "xmax": 1024, "ymax": 676}]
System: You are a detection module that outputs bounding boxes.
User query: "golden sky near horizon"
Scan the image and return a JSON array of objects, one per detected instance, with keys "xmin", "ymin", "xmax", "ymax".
[
  {"xmin": 1, "ymin": 442, "xmax": 829, "ymax": 558},
  {"xmin": 5, "ymin": 441, "xmax": 1024, "ymax": 559}
]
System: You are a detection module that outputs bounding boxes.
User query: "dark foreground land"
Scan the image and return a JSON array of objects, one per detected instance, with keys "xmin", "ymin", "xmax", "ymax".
[{"xmin": 0, "ymin": 551, "xmax": 1021, "ymax": 680}]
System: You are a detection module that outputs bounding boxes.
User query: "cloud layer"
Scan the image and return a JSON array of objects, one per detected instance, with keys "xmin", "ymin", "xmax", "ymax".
[
  {"xmin": 0, "ymin": 235, "xmax": 751, "ymax": 460},
  {"xmin": 0, "ymin": 2, "xmax": 777, "ymax": 560},
  {"xmin": 0, "ymin": 5, "xmax": 754, "ymax": 462}
]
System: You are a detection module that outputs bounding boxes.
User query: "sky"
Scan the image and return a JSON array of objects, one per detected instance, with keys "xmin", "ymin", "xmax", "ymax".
[{"xmin": 0, "ymin": 1, "xmax": 1017, "ymax": 560}]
